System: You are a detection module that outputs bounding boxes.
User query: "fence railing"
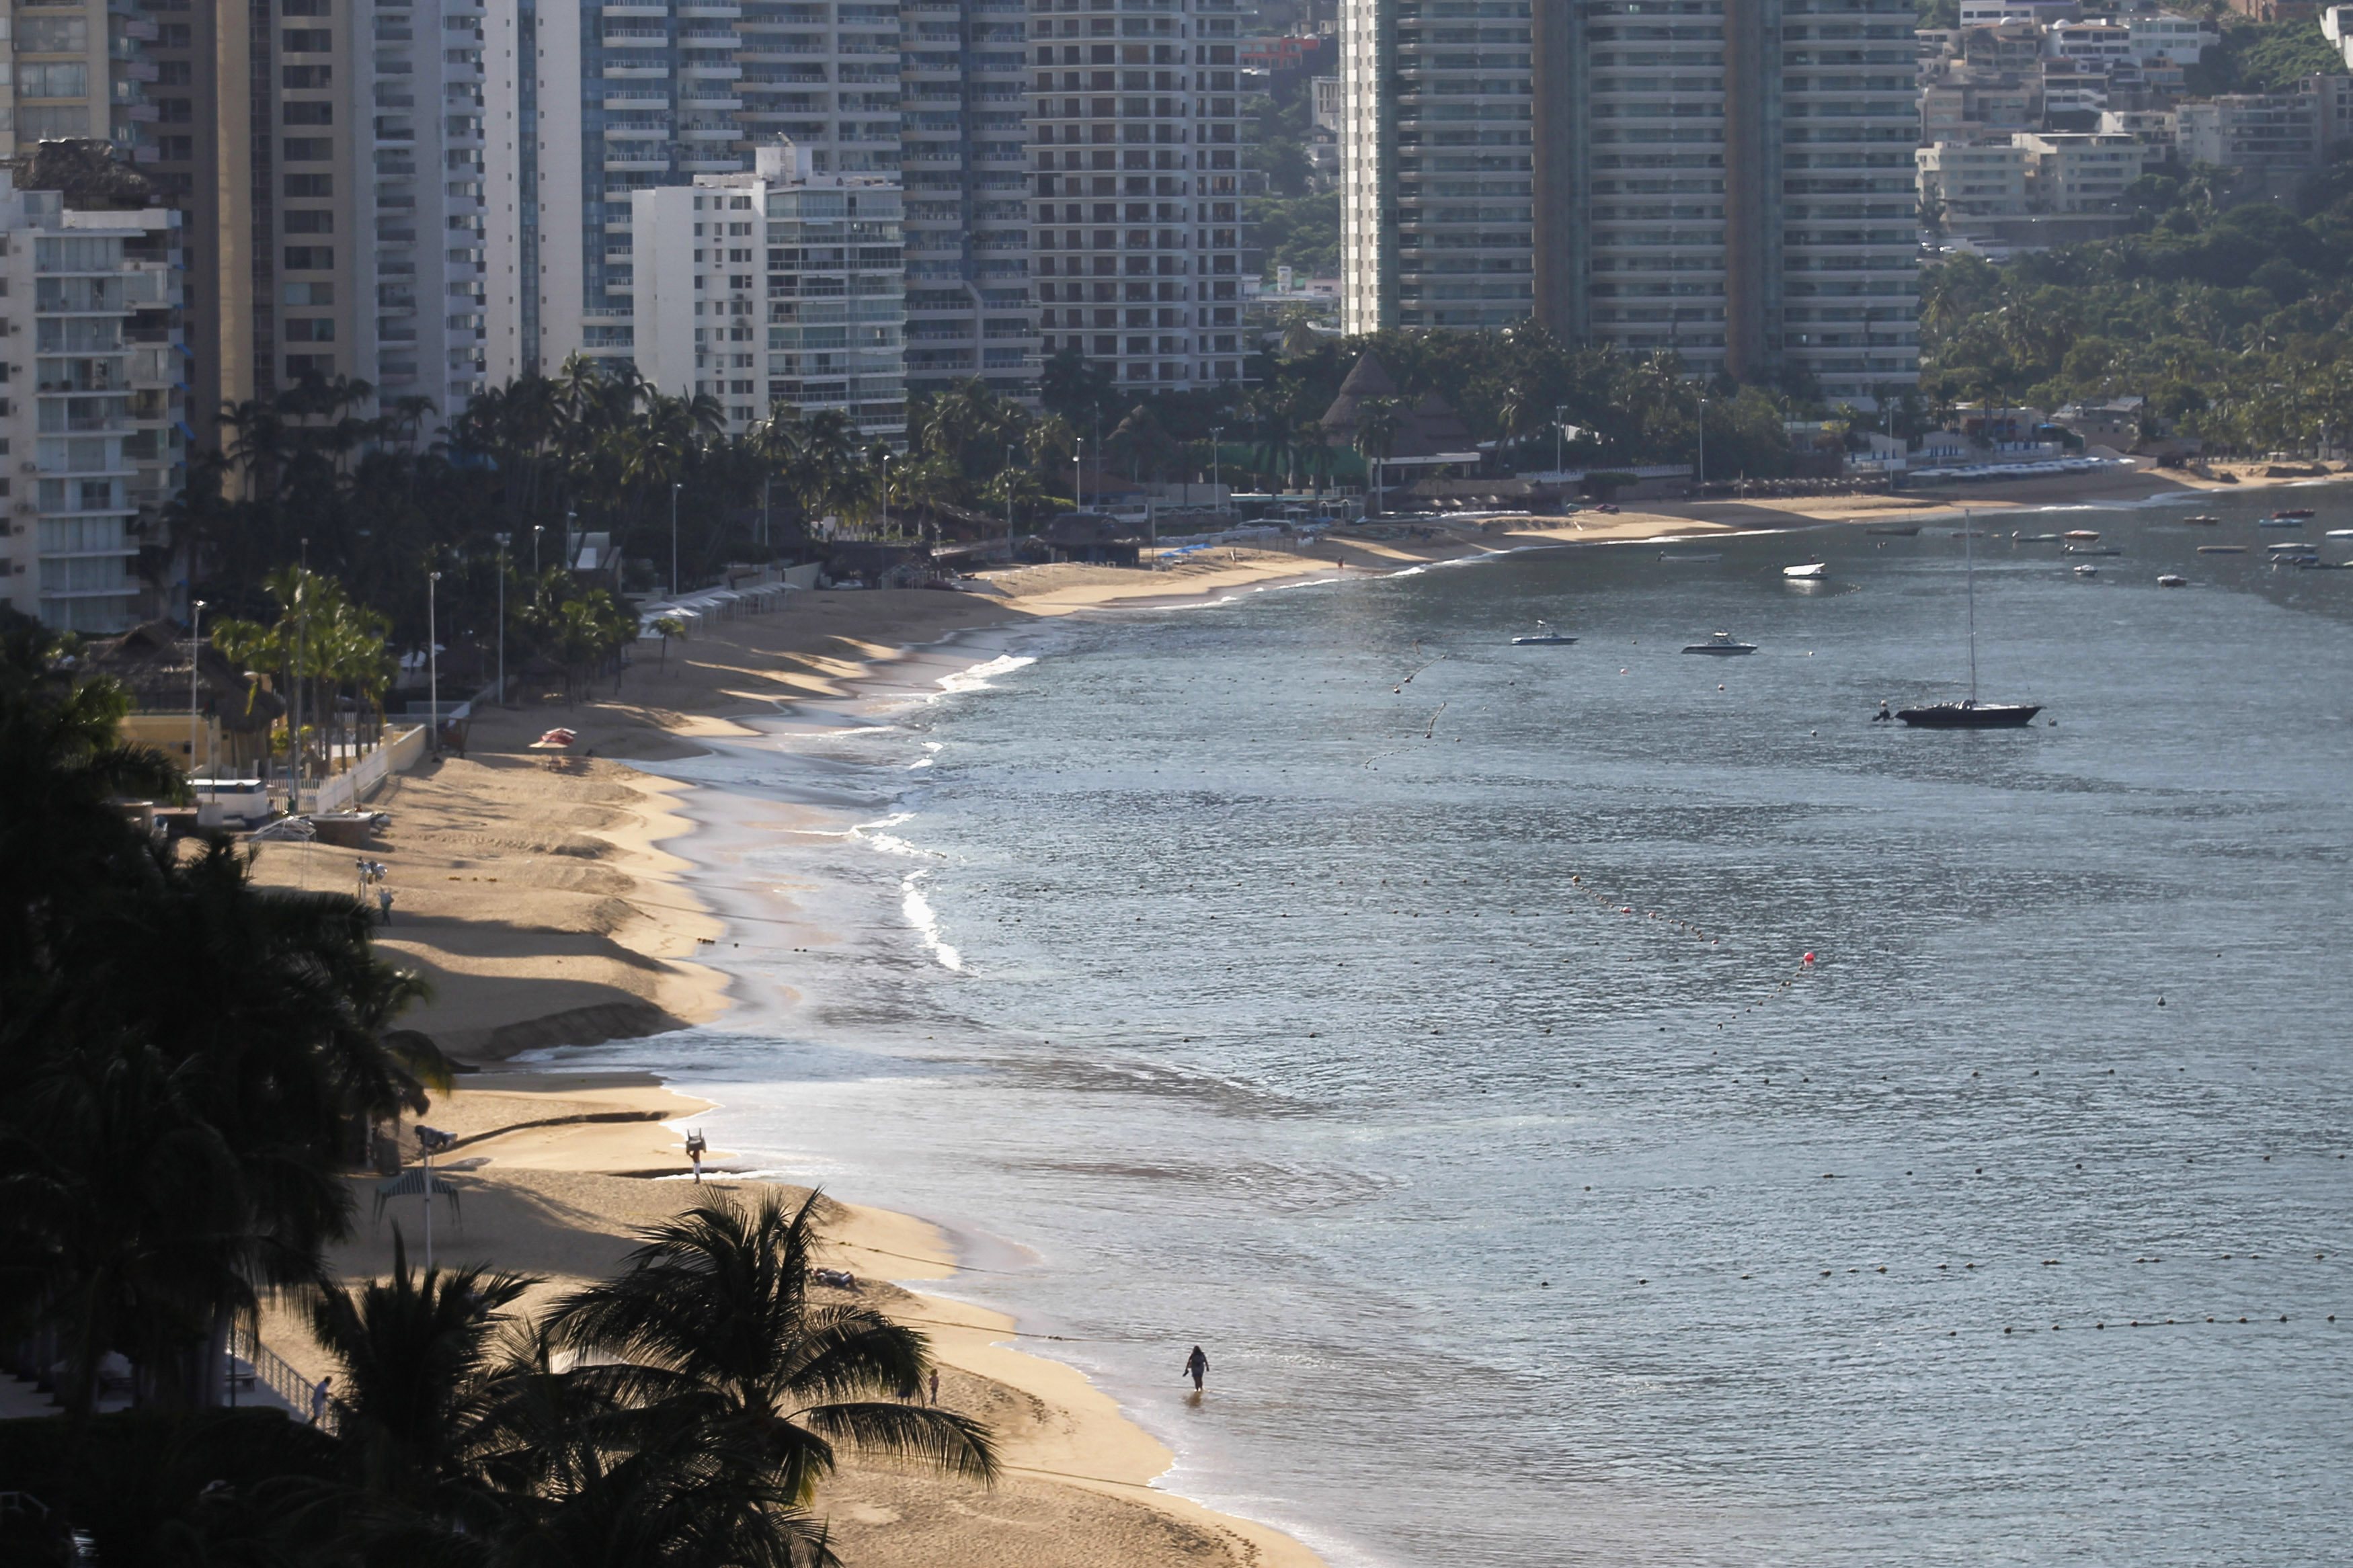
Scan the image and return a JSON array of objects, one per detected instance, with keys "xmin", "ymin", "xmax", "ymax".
[{"xmin": 227, "ymin": 1323, "xmax": 343, "ymax": 1435}]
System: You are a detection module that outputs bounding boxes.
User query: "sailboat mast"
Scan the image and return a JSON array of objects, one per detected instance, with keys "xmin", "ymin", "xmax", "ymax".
[{"xmin": 1964, "ymin": 509, "xmax": 1978, "ymax": 705}]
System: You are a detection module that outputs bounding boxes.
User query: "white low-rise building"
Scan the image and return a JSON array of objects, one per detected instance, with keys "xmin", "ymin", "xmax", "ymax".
[
  {"xmin": 631, "ymin": 140, "xmax": 906, "ymax": 443},
  {"xmin": 1918, "ymin": 141, "xmax": 2032, "ymax": 220},
  {"xmin": 2014, "ymin": 132, "xmax": 2141, "ymax": 212},
  {"xmin": 0, "ymin": 173, "xmax": 184, "ymax": 634}
]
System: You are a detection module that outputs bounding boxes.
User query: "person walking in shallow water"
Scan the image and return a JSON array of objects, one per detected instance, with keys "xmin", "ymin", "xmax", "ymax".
[{"xmin": 1185, "ymin": 1345, "xmax": 1208, "ymax": 1391}]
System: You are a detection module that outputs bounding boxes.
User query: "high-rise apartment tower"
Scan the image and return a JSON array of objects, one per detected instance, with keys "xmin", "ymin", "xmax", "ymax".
[
  {"xmin": 1027, "ymin": 0, "xmax": 1253, "ymax": 394},
  {"xmin": 1341, "ymin": 0, "xmax": 1917, "ymax": 405}
]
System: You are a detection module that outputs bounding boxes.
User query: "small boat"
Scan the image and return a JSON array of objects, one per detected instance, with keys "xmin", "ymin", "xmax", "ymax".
[
  {"xmin": 1659, "ymin": 550, "xmax": 1722, "ymax": 563},
  {"xmin": 1782, "ymin": 562, "xmax": 1826, "ymax": 581},
  {"xmin": 2072, "ymin": 563, "xmax": 2099, "ymax": 577},
  {"xmin": 2259, "ymin": 516, "xmax": 2305, "ymax": 528},
  {"xmin": 2272, "ymin": 507, "xmax": 2315, "ymax": 520},
  {"xmin": 2064, "ymin": 529, "xmax": 2102, "ymax": 541},
  {"xmin": 1897, "ymin": 699, "xmax": 2043, "ymax": 728},
  {"xmin": 2267, "ymin": 540, "xmax": 2317, "ymax": 554},
  {"xmin": 2064, "ymin": 544, "xmax": 2120, "ymax": 556},
  {"xmin": 2327, "ymin": 528, "xmax": 2353, "ymax": 538},
  {"xmin": 1866, "ymin": 524, "xmax": 1920, "ymax": 536},
  {"xmin": 1683, "ymin": 630, "xmax": 1757, "ymax": 655},
  {"xmin": 2197, "ymin": 544, "xmax": 2246, "ymax": 554},
  {"xmin": 1511, "ymin": 620, "xmax": 1577, "ymax": 646},
  {"xmin": 2012, "ymin": 532, "xmax": 2063, "ymax": 543},
  {"xmin": 2295, "ymin": 558, "xmax": 2353, "ymax": 571},
  {"xmin": 2157, "ymin": 574, "xmax": 2188, "ymax": 588},
  {"xmin": 2185, "ymin": 515, "xmax": 2222, "ymax": 526}
]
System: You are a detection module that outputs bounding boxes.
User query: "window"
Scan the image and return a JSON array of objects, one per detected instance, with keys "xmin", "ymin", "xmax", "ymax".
[
  {"xmin": 79, "ymin": 479, "xmax": 114, "ymax": 511},
  {"xmin": 284, "ymin": 317, "xmax": 335, "ymax": 343},
  {"xmin": 283, "ymin": 282, "xmax": 335, "ymax": 305},
  {"xmin": 17, "ymin": 63, "xmax": 89, "ymax": 99},
  {"xmin": 157, "ymin": 61, "xmax": 193, "ymax": 86},
  {"xmin": 159, "ymin": 136, "xmax": 194, "ymax": 161},
  {"xmin": 160, "ymin": 24, "xmax": 192, "ymax": 46},
  {"xmin": 156, "ymin": 98, "xmax": 193, "ymax": 124},
  {"xmin": 284, "ymin": 173, "xmax": 333, "ymax": 198},
  {"xmin": 286, "ymin": 354, "xmax": 333, "ymax": 378},
  {"xmin": 17, "ymin": 17, "xmax": 89, "ymax": 52},
  {"xmin": 284, "ymin": 137, "xmax": 333, "ymax": 162},
  {"xmin": 19, "ymin": 107, "xmax": 90, "ymax": 140},
  {"xmin": 282, "ymin": 65, "xmax": 332, "ymax": 89},
  {"xmin": 283, "ymin": 210, "xmax": 333, "ymax": 234},
  {"xmin": 282, "ymin": 0, "xmax": 329, "ymax": 13},
  {"xmin": 282, "ymin": 245, "xmax": 334, "ymax": 270},
  {"xmin": 281, "ymin": 28, "xmax": 333, "ymax": 52},
  {"xmin": 284, "ymin": 101, "xmax": 333, "ymax": 126}
]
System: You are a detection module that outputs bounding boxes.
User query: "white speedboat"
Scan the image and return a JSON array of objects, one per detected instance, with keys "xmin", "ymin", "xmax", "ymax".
[
  {"xmin": 2072, "ymin": 563, "xmax": 2099, "ymax": 577},
  {"xmin": 2157, "ymin": 574, "xmax": 2188, "ymax": 587},
  {"xmin": 1511, "ymin": 619, "xmax": 1577, "ymax": 646},
  {"xmin": 1683, "ymin": 630, "xmax": 1757, "ymax": 655},
  {"xmin": 1782, "ymin": 562, "xmax": 1826, "ymax": 581}
]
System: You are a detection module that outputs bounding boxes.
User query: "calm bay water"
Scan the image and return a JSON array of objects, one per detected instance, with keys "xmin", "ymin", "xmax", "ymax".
[{"xmin": 580, "ymin": 493, "xmax": 2353, "ymax": 1567}]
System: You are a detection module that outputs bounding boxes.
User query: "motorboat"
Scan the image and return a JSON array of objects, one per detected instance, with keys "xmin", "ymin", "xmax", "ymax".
[
  {"xmin": 1511, "ymin": 620, "xmax": 1577, "ymax": 646},
  {"xmin": 2064, "ymin": 544, "xmax": 2120, "ymax": 555},
  {"xmin": 1683, "ymin": 631, "xmax": 1757, "ymax": 655},
  {"xmin": 2196, "ymin": 544, "xmax": 2246, "ymax": 554},
  {"xmin": 2157, "ymin": 574, "xmax": 2188, "ymax": 588},
  {"xmin": 2064, "ymin": 529, "xmax": 2102, "ymax": 541},
  {"xmin": 2327, "ymin": 528, "xmax": 2353, "ymax": 538},
  {"xmin": 2259, "ymin": 515, "xmax": 2305, "ymax": 528},
  {"xmin": 2272, "ymin": 507, "xmax": 2315, "ymax": 520},
  {"xmin": 2267, "ymin": 540, "xmax": 2317, "ymax": 555},
  {"xmin": 1866, "ymin": 524, "xmax": 1920, "ymax": 536},
  {"xmin": 2072, "ymin": 563, "xmax": 2100, "ymax": 577},
  {"xmin": 2295, "ymin": 558, "xmax": 2353, "ymax": 571},
  {"xmin": 1659, "ymin": 550, "xmax": 1722, "ymax": 563},
  {"xmin": 2013, "ymin": 532, "xmax": 2063, "ymax": 542},
  {"xmin": 2185, "ymin": 515, "xmax": 2222, "ymax": 525},
  {"xmin": 1782, "ymin": 562, "xmax": 1826, "ymax": 580}
]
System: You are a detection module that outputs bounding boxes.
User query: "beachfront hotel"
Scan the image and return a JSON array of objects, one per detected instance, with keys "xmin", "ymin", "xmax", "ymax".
[
  {"xmin": 1339, "ymin": 0, "xmax": 1921, "ymax": 406},
  {"xmin": 630, "ymin": 139, "xmax": 908, "ymax": 439},
  {"xmin": 1026, "ymin": 0, "xmax": 1256, "ymax": 393}
]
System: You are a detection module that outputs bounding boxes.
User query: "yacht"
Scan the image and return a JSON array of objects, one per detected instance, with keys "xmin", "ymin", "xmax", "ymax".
[
  {"xmin": 1511, "ymin": 620, "xmax": 1577, "ymax": 646},
  {"xmin": 1683, "ymin": 631, "xmax": 1757, "ymax": 655},
  {"xmin": 1897, "ymin": 512, "xmax": 2042, "ymax": 728}
]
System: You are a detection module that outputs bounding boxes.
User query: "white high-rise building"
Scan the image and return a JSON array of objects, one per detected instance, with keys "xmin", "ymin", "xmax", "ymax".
[
  {"xmin": 632, "ymin": 141, "xmax": 906, "ymax": 439},
  {"xmin": 1026, "ymin": 0, "xmax": 1252, "ymax": 395},
  {"xmin": 0, "ymin": 175, "xmax": 184, "ymax": 634}
]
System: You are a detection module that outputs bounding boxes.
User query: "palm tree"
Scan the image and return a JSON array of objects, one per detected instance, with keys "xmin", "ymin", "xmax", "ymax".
[
  {"xmin": 652, "ymin": 615, "xmax": 686, "ymax": 668},
  {"xmin": 302, "ymin": 1231, "xmax": 535, "ymax": 1518},
  {"xmin": 1353, "ymin": 396, "xmax": 1403, "ymax": 515},
  {"xmin": 545, "ymin": 1190, "xmax": 997, "ymax": 1513}
]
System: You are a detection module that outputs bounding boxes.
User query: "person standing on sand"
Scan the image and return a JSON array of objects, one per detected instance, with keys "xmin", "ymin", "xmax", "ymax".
[
  {"xmin": 377, "ymin": 886, "xmax": 394, "ymax": 925},
  {"xmin": 1185, "ymin": 1345, "xmax": 1208, "ymax": 1391},
  {"xmin": 929, "ymin": 1368, "xmax": 940, "ymax": 1406}
]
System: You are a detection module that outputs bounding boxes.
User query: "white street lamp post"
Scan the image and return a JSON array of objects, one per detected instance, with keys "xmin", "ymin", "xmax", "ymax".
[
  {"xmin": 1209, "ymin": 425, "xmax": 1224, "ymax": 514},
  {"xmin": 493, "ymin": 534, "xmax": 509, "ymax": 704},
  {"xmin": 188, "ymin": 597, "xmax": 205, "ymax": 796},
  {"xmin": 428, "ymin": 568, "xmax": 442, "ymax": 755},
  {"xmin": 1697, "ymin": 394, "xmax": 1708, "ymax": 492},
  {"xmin": 669, "ymin": 483, "xmax": 682, "ymax": 597}
]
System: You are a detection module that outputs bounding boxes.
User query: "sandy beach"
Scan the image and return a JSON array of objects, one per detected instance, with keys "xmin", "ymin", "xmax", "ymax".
[{"xmin": 242, "ymin": 456, "xmax": 2340, "ymax": 1566}]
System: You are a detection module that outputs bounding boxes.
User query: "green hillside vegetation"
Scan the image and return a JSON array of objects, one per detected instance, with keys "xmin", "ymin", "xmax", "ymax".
[
  {"xmin": 2182, "ymin": 14, "xmax": 2343, "ymax": 95},
  {"xmin": 1254, "ymin": 190, "xmax": 1341, "ymax": 279},
  {"xmin": 1919, "ymin": 158, "xmax": 2353, "ymax": 452}
]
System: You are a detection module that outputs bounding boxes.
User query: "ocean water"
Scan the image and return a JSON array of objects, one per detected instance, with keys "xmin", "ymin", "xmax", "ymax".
[{"xmin": 568, "ymin": 493, "xmax": 2353, "ymax": 1567}]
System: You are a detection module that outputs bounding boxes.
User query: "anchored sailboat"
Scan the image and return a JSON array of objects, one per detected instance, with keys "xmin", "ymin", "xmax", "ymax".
[{"xmin": 1897, "ymin": 511, "xmax": 2042, "ymax": 729}]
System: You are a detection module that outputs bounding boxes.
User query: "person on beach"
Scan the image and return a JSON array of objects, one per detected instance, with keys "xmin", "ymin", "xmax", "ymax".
[
  {"xmin": 685, "ymin": 1129, "xmax": 707, "ymax": 1184},
  {"xmin": 1185, "ymin": 1345, "xmax": 1208, "ymax": 1391},
  {"xmin": 377, "ymin": 886, "xmax": 395, "ymax": 924},
  {"xmin": 929, "ymin": 1368, "xmax": 941, "ymax": 1406}
]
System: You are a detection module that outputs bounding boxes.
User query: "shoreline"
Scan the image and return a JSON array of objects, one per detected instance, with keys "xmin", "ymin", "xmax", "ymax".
[{"xmin": 250, "ymin": 462, "xmax": 2346, "ymax": 1566}]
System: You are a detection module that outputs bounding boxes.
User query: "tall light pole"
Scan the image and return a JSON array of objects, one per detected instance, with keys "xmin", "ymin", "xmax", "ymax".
[
  {"xmin": 1554, "ymin": 403, "xmax": 1568, "ymax": 475},
  {"xmin": 669, "ymin": 483, "xmax": 682, "ymax": 597},
  {"xmin": 427, "ymin": 568, "xmax": 442, "ymax": 756},
  {"xmin": 878, "ymin": 452, "xmax": 891, "ymax": 539},
  {"xmin": 1696, "ymin": 394, "xmax": 1708, "ymax": 492},
  {"xmin": 532, "ymin": 522, "xmax": 543, "ymax": 577},
  {"xmin": 1004, "ymin": 444, "xmax": 1017, "ymax": 561},
  {"xmin": 1074, "ymin": 436, "xmax": 1084, "ymax": 513},
  {"xmin": 1209, "ymin": 425, "xmax": 1224, "ymax": 514},
  {"xmin": 188, "ymin": 597, "xmax": 205, "ymax": 796},
  {"xmin": 493, "ymin": 533, "xmax": 509, "ymax": 704}
]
